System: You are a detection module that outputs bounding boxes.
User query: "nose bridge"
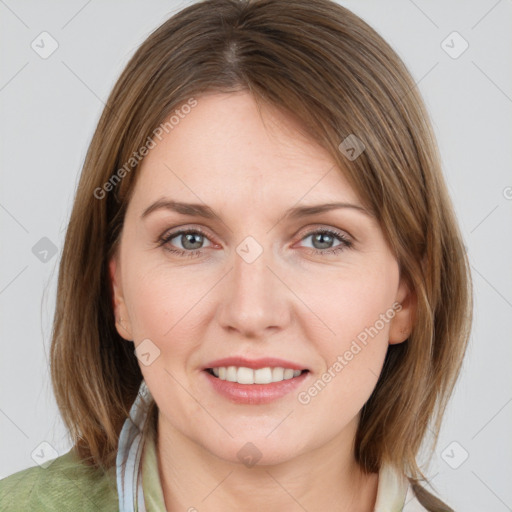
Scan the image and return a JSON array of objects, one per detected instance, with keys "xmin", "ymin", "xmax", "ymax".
[
  {"xmin": 233, "ymin": 237, "xmax": 270, "ymax": 298},
  {"xmin": 217, "ymin": 234, "xmax": 289, "ymax": 336}
]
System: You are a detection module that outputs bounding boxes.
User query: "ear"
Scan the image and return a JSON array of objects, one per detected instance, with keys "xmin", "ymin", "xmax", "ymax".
[
  {"xmin": 388, "ymin": 276, "xmax": 416, "ymax": 345},
  {"xmin": 109, "ymin": 253, "xmax": 134, "ymax": 341}
]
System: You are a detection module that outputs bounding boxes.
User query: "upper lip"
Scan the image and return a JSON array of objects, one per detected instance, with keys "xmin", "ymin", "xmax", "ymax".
[{"xmin": 203, "ymin": 356, "xmax": 309, "ymax": 371}]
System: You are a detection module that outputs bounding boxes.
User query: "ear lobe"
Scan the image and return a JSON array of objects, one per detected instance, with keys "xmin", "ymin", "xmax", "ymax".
[
  {"xmin": 388, "ymin": 279, "xmax": 416, "ymax": 345},
  {"xmin": 108, "ymin": 255, "xmax": 133, "ymax": 341}
]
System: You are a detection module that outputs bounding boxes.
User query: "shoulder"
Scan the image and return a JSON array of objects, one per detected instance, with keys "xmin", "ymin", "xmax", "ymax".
[{"xmin": 0, "ymin": 448, "xmax": 119, "ymax": 511}]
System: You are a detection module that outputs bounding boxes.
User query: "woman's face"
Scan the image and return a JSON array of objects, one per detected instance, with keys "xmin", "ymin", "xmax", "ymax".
[{"xmin": 110, "ymin": 91, "xmax": 413, "ymax": 465}]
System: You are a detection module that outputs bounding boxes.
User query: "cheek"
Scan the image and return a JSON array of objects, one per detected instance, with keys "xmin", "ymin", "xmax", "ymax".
[
  {"xmin": 303, "ymin": 261, "xmax": 398, "ymax": 345},
  {"xmin": 123, "ymin": 261, "xmax": 209, "ymax": 367},
  {"xmin": 298, "ymin": 289, "xmax": 393, "ymax": 434},
  {"xmin": 126, "ymin": 275, "xmax": 173, "ymax": 339},
  {"xmin": 300, "ymin": 265, "xmax": 397, "ymax": 401}
]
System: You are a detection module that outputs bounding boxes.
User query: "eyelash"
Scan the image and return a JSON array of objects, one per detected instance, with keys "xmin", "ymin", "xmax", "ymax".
[{"xmin": 156, "ymin": 226, "xmax": 353, "ymax": 258}]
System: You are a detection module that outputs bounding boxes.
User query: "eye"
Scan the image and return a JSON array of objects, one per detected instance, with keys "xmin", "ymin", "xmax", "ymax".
[
  {"xmin": 158, "ymin": 228, "xmax": 213, "ymax": 258},
  {"xmin": 298, "ymin": 228, "xmax": 353, "ymax": 256},
  {"xmin": 156, "ymin": 226, "xmax": 353, "ymax": 258}
]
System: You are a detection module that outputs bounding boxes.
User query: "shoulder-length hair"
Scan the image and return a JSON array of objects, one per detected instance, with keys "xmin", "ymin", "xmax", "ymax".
[{"xmin": 50, "ymin": 0, "xmax": 472, "ymax": 508}]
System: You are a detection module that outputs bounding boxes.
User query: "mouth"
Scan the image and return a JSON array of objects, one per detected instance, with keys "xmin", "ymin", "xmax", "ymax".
[
  {"xmin": 205, "ymin": 366, "xmax": 309, "ymax": 384},
  {"xmin": 202, "ymin": 365, "xmax": 310, "ymax": 405}
]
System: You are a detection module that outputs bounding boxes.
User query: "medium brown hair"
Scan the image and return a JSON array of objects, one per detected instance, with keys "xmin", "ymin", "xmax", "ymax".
[{"xmin": 50, "ymin": 0, "xmax": 472, "ymax": 509}]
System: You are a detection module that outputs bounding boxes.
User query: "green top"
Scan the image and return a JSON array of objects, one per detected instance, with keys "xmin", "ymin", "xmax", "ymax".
[
  {"xmin": 0, "ymin": 424, "xmax": 167, "ymax": 511},
  {"xmin": 0, "ymin": 447, "xmax": 119, "ymax": 510}
]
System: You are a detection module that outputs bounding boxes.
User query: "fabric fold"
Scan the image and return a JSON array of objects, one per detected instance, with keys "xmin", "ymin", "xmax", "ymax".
[{"xmin": 116, "ymin": 379, "xmax": 153, "ymax": 512}]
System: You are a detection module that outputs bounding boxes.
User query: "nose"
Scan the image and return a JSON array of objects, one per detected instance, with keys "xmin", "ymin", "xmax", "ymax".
[{"xmin": 216, "ymin": 240, "xmax": 291, "ymax": 339}]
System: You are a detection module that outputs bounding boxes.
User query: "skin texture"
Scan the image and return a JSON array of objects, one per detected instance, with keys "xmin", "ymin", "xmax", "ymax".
[{"xmin": 110, "ymin": 91, "xmax": 415, "ymax": 511}]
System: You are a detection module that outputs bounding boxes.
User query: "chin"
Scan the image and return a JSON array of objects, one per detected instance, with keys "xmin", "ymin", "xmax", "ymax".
[{"xmin": 198, "ymin": 431, "xmax": 309, "ymax": 468}]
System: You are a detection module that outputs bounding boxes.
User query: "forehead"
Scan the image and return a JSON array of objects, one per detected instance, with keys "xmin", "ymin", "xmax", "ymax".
[{"xmin": 131, "ymin": 91, "xmax": 361, "ymax": 211}]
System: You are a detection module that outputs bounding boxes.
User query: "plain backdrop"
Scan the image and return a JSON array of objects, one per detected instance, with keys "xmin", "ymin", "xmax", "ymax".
[{"xmin": 1, "ymin": 1, "xmax": 511, "ymax": 511}]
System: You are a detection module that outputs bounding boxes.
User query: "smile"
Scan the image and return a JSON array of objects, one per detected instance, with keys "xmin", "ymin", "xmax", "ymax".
[
  {"xmin": 202, "ymin": 367, "xmax": 310, "ymax": 404},
  {"xmin": 207, "ymin": 366, "xmax": 306, "ymax": 384}
]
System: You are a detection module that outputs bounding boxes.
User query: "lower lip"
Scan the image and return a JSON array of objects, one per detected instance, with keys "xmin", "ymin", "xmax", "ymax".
[{"xmin": 202, "ymin": 370, "xmax": 309, "ymax": 404}]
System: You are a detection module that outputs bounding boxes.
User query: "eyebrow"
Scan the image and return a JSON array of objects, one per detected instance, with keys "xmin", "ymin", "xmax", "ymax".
[{"xmin": 140, "ymin": 198, "xmax": 373, "ymax": 221}]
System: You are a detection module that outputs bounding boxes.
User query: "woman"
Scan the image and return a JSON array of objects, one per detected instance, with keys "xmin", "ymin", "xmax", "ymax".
[{"xmin": 0, "ymin": 0, "xmax": 472, "ymax": 510}]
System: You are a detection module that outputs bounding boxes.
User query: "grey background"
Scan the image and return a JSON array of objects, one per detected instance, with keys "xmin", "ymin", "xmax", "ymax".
[{"xmin": 1, "ymin": 1, "xmax": 511, "ymax": 510}]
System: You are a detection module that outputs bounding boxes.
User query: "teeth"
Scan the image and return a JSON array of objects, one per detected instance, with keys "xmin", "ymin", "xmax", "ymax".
[
  {"xmin": 283, "ymin": 369, "xmax": 294, "ymax": 379},
  {"xmin": 210, "ymin": 366, "xmax": 305, "ymax": 384},
  {"xmin": 272, "ymin": 367, "xmax": 284, "ymax": 381},
  {"xmin": 226, "ymin": 366, "xmax": 237, "ymax": 382},
  {"xmin": 237, "ymin": 366, "xmax": 254, "ymax": 384}
]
